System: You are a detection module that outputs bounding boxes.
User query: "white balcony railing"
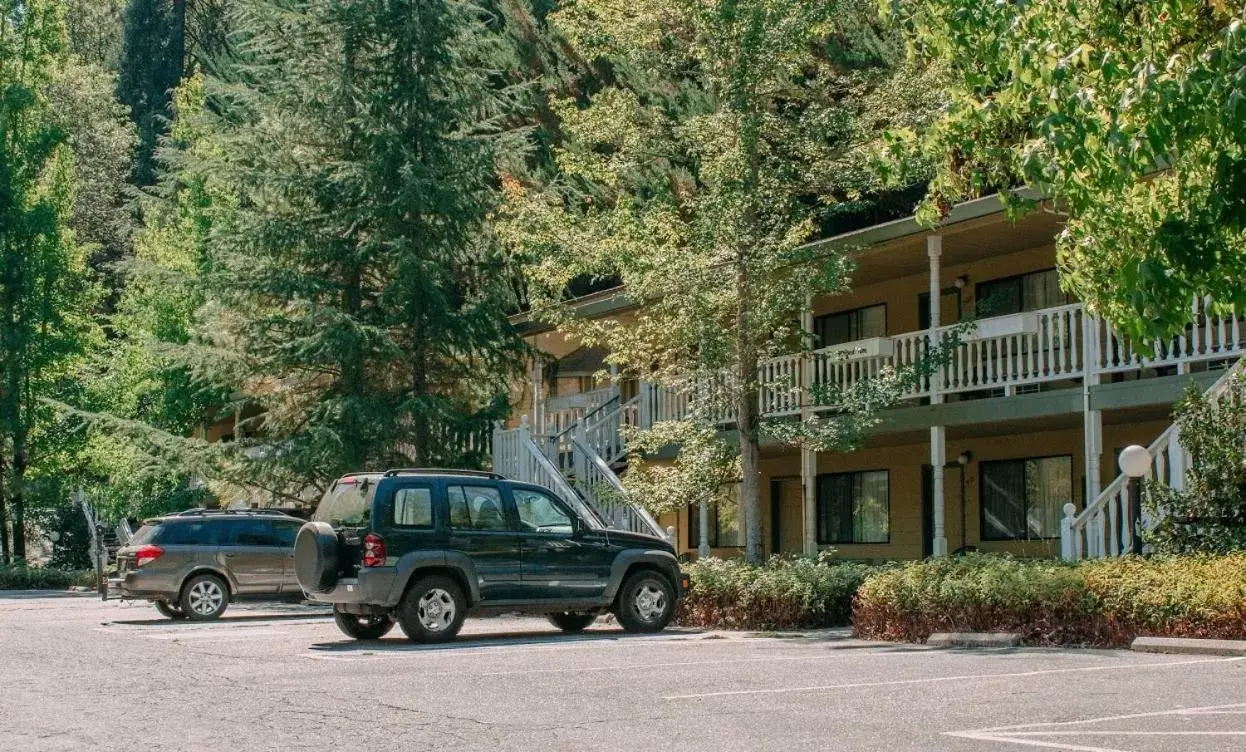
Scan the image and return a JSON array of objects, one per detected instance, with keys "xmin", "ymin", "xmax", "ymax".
[{"xmin": 638, "ymin": 300, "xmax": 1245, "ymax": 426}]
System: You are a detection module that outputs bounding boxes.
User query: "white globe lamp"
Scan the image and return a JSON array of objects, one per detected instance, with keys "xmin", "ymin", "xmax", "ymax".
[{"xmin": 1119, "ymin": 445, "xmax": 1151, "ymax": 478}]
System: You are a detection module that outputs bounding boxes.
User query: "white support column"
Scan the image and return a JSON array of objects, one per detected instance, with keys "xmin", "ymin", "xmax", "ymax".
[
  {"xmin": 532, "ymin": 356, "xmax": 545, "ymax": 435},
  {"xmin": 1081, "ymin": 310, "xmax": 1103, "ymax": 557},
  {"xmin": 928, "ymin": 236, "xmax": 948, "ymax": 556},
  {"xmin": 800, "ymin": 294, "xmax": 818, "ymax": 555}
]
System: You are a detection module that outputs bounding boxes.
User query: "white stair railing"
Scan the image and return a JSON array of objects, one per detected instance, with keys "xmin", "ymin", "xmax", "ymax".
[
  {"xmin": 570, "ymin": 435, "xmax": 666, "ymax": 539},
  {"xmin": 493, "ymin": 416, "xmax": 667, "ymax": 540},
  {"xmin": 1062, "ymin": 357, "xmax": 1245, "ymax": 559}
]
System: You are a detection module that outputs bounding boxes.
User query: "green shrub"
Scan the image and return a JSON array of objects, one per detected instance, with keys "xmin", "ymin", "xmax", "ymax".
[
  {"xmin": 675, "ymin": 554, "xmax": 881, "ymax": 630},
  {"xmin": 1146, "ymin": 376, "xmax": 1246, "ymax": 554},
  {"xmin": 0, "ymin": 564, "xmax": 96, "ymax": 591},
  {"xmin": 853, "ymin": 552, "xmax": 1246, "ymax": 646}
]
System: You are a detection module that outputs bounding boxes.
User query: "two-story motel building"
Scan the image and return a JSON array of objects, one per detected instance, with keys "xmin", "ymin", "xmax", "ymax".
[{"xmin": 506, "ymin": 193, "xmax": 1244, "ymax": 561}]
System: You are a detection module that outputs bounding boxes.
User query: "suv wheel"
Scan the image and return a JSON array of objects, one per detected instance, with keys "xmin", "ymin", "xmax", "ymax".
[
  {"xmin": 154, "ymin": 601, "xmax": 187, "ymax": 620},
  {"xmin": 180, "ymin": 574, "xmax": 230, "ymax": 621},
  {"xmin": 333, "ymin": 608, "xmax": 395, "ymax": 640},
  {"xmin": 614, "ymin": 570, "xmax": 675, "ymax": 634},
  {"xmin": 547, "ymin": 612, "xmax": 596, "ymax": 632},
  {"xmin": 396, "ymin": 575, "xmax": 466, "ymax": 644}
]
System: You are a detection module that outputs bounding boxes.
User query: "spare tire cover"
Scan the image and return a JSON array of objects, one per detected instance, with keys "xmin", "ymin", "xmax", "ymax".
[{"xmin": 294, "ymin": 522, "xmax": 340, "ymax": 594}]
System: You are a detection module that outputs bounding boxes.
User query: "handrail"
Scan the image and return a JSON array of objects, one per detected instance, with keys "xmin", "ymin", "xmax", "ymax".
[
  {"xmin": 1063, "ymin": 356, "xmax": 1245, "ymax": 559},
  {"xmin": 518, "ymin": 433, "xmax": 608, "ymax": 530},
  {"xmin": 581, "ymin": 394, "xmax": 621, "ymax": 426},
  {"xmin": 570, "ymin": 435, "xmax": 666, "ymax": 540}
]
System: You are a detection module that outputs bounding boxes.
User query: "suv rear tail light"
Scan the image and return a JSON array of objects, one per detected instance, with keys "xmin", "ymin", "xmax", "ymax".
[
  {"xmin": 362, "ymin": 533, "xmax": 386, "ymax": 567},
  {"xmin": 134, "ymin": 545, "xmax": 164, "ymax": 568}
]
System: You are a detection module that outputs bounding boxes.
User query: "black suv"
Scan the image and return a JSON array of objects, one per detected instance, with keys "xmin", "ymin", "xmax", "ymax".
[{"xmin": 294, "ymin": 469, "xmax": 687, "ymax": 642}]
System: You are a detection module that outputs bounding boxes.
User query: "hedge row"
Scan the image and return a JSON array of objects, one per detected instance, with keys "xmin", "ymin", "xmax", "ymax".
[
  {"xmin": 853, "ymin": 553, "xmax": 1246, "ymax": 646},
  {"xmin": 0, "ymin": 564, "xmax": 96, "ymax": 591},
  {"xmin": 674, "ymin": 555, "xmax": 878, "ymax": 630}
]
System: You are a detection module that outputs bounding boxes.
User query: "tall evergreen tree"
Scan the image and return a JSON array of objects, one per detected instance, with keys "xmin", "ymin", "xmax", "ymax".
[
  {"xmin": 118, "ymin": 0, "xmax": 186, "ymax": 186},
  {"xmin": 177, "ymin": 0, "xmax": 527, "ymax": 496}
]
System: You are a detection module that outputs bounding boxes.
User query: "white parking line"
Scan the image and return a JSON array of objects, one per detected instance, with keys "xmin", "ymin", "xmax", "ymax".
[
  {"xmin": 946, "ymin": 702, "xmax": 1246, "ymax": 752},
  {"xmin": 662, "ymin": 656, "xmax": 1246, "ymax": 700}
]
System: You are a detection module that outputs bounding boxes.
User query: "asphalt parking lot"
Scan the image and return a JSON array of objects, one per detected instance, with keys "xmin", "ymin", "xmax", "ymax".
[{"xmin": 1, "ymin": 593, "xmax": 1243, "ymax": 752}]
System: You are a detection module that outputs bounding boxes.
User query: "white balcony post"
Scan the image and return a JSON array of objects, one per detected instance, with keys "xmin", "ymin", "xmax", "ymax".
[
  {"xmin": 928, "ymin": 235, "xmax": 948, "ymax": 556},
  {"xmin": 1060, "ymin": 502, "xmax": 1077, "ymax": 560},
  {"xmin": 800, "ymin": 295, "xmax": 818, "ymax": 556},
  {"xmin": 532, "ymin": 356, "xmax": 545, "ymax": 435},
  {"xmin": 638, "ymin": 381, "xmax": 653, "ymax": 430},
  {"xmin": 1081, "ymin": 308, "xmax": 1103, "ymax": 556}
]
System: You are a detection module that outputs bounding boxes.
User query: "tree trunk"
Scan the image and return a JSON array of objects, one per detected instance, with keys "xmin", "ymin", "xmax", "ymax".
[
  {"xmin": 0, "ymin": 446, "xmax": 9, "ymax": 565},
  {"xmin": 10, "ymin": 439, "xmax": 25, "ymax": 563},
  {"xmin": 736, "ymin": 249, "xmax": 763, "ymax": 564},
  {"xmin": 410, "ymin": 324, "xmax": 429, "ymax": 466}
]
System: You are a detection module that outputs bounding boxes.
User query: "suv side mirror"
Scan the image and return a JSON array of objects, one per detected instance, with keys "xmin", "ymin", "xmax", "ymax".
[{"xmin": 570, "ymin": 516, "xmax": 586, "ymax": 538}]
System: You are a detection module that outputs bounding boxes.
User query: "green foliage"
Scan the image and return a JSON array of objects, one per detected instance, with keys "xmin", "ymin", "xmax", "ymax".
[
  {"xmin": 0, "ymin": 563, "xmax": 95, "ymax": 590},
  {"xmin": 880, "ymin": 0, "xmax": 1246, "ymax": 343},
  {"xmin": 66, "ymin": 0, "xmax": 127, "ymax": 70},
  {"xmin": 118, "ymin": 0, "xmax": 186, "ymax": 185},
  {"xmin": 504, "ymin": 0, "xmax": 945, "ymax": 560},
  {"xmin": 1, "ymin": 0, "xmax": 101, "ymax": 561},
  {"xmin": 677, "ymin": 554, "xmax": 881, "ymax": 630},
  {"xmin": 1146, "ymin": 375, "xmax": 1246, "ymax": 555},
  {"xmin": 157, "ymin": 0, "xmax": 528, "ymax": 497},
  {"xmin": 854, "ymin": 553, "xmax": 1246, "ymax": 645}
]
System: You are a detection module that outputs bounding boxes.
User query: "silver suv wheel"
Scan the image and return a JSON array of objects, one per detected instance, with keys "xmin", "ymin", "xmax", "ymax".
[
  {"xmin": 633, "ymin": 583, "xmax": 668, "ymax": 623},
  {"xmin": 180, "ymin": 574, "xmax": 229, "ymax": 621},
  {"xmin": 417, "ymin": 588, "xmax": 457, "ymax": 632}
]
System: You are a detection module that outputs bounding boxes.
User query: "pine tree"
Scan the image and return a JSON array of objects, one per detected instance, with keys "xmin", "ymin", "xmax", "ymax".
[
  {"xmin": 117, "ymin": 0, "xmax": 186, "ymax": 186},
  {"xmin": 178, "ymin": 0, "xmax": 527, "ymax": 496}
]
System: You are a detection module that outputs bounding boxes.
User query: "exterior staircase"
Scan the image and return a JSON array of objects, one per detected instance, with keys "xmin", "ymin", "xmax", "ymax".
[
  {"xmin": 1062, "ymin": 357, "xmax": 1245, "ymax": 559},
  {"xmin": 492, "ymin": 387, "xmax": 669, "ymax": 541}
]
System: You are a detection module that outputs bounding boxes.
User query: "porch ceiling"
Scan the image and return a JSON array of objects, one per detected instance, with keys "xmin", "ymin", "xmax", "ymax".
[{"xmin": 849, "ymin": 209, "xmax": 1066, "ymax": 288}]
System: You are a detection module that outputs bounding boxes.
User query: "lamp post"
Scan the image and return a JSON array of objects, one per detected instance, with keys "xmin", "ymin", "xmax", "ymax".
[
  {"xmin": 697, "ymin": 498, "xmax": 711, "ymax": 559},
  {"xmin": 1118, "ymin": 445, "xmax": 1151, "ymax": 556}
]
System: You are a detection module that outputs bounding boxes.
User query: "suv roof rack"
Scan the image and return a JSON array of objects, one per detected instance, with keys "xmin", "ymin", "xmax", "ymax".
[
  {"xmin": 174, "ymin": 508, "xmax": 293, "ymax": 517},
  {"xmin": 381, "ymin": 468, "xmax": 505, "ymax": 480}
]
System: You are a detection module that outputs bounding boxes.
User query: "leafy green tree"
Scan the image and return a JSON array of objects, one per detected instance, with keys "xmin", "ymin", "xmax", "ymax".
[
  {"xmin": 0, "ymin": 0, "xmax": 99, "ymax": 562},
  {"xmin": 503, "ymin": 0, "xmax": 944, "ymax": 561},
  {"xmin": 169, "ymin": 0, "xmax": 527, "ymax": 498},
  {"xmin": 879, "ymin": 0, "xmax": 1246, "ymax": 342},
  {"xmin": 66, "ymin": 0, "xmax": 127, "ymax": 69}
]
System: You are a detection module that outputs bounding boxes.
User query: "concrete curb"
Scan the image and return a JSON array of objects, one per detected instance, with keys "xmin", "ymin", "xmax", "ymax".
[
  {"xmin": 927, "ymin": 632, "xmax": 1021, "ymax": 648},
  {"xmin": 1131, "ymin": 636, "xmax": 1246, "ymax": 656}
]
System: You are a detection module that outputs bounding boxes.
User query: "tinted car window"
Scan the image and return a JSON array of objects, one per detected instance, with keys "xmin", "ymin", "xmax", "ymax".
[
  {"xmin": 155, "ymin": 522, "xmax": 216, "ymax": 546},
  {"xmin": 222, "ymin": 519, "xmax": 278, "ymax": 546},
  {"xmin": 513, "ymin": 489, "xmax": 574, "ymax": 534},
  {"xmin": 273, "ymin": 519, "xmax": 302, "ymax": 547},
  {"xmin": 446, "ymin": 485, "xmax": 508, "ymax": 531},
  {"xmin": 393, "ymin": 487, "xmax": 433, "ymax": 528},
  {"xmin": 314, "ymin": 477, "xmax": 377, "ymax": 526},
  {"xmin": 129, "ymin": 524, "xmax": 161, "ymax": 545}
]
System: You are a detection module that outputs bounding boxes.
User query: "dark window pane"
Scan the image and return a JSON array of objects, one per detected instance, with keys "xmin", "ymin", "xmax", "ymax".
[
  {"xmin": 448, "ymin": 485, "xmax": 506, "ymax": 531},
  {"xmin": 393, "ymin": 487, "xmax": 433, "ymax": 528},
  {"xmin": 274, "ymin": 521, "xmax": 301, "ymax": 547},
  {"xmin": 977, "ymin": 278, "xmax": 1023, "ymax": 316},
  {"xmin": 854, "ymin": 471, "xmax": 890, "ymax": 543},
  {"xmin": 815, "ymin": 305, "xmax": 886, "ymax": 347},
  {"xmin": 1025, "ymin": 456, "xmax": 1072, "ymax": 538},
  {"xmin": 156, "ymin": 522, "xmax": 215, "ymax": 546},
  {"xmin": 224, "ymin": 519, "xmax": 278, "ymax": 546},
  {"xmin": 982, "ymin": 460, "xmax": 1027, "ymax": 539}
]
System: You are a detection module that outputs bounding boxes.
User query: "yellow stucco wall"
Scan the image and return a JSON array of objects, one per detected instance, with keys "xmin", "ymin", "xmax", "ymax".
[{"xmin": 668, "ymin": 416, "xmax": 1171, "ymax": 561}]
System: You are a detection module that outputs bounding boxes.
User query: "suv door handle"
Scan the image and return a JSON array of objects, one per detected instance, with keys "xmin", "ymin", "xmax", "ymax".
[{"xmin": 223, "ymin": 553, "xmax": 237, "ymax": 558}]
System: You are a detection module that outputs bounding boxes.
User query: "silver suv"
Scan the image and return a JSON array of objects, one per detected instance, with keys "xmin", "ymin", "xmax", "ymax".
[{"xmin": 107, "ymin": 510, "xmax": 306, "ymax": 620}]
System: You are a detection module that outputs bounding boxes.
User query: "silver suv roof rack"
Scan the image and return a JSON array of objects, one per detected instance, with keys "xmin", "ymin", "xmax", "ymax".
[{"xmin": 381, "ymin": 468, "xmax": 505, "ymax": 480}]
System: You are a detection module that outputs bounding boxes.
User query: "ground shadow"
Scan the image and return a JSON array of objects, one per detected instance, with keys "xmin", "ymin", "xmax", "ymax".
[
  {"xmin": 309, "ymin": 626, "xmax": 703, "ymax": 653},
  {"xmin": 0, "ymin": 589, "xmax": 97, "ymax": 599},
  {"xmin": 107, "ymin": 611, "xmax": 331, "ymax": 627}
]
